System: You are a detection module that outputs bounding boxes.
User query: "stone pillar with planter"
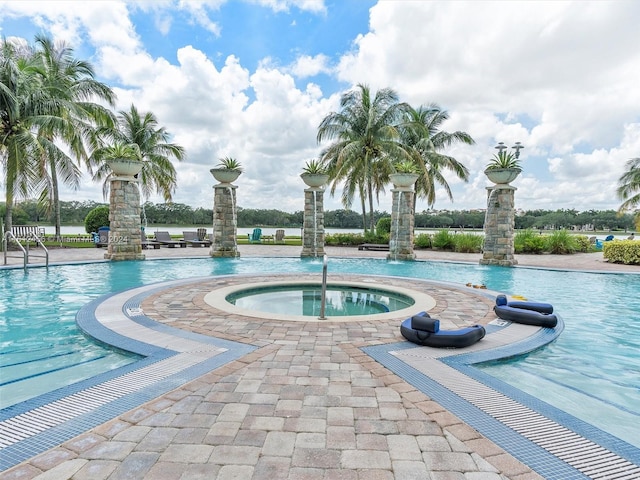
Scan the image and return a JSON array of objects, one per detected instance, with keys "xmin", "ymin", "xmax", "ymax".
[
  {"xmin": 210, "ymin": 167, "xmax": 241, "ymax": 258},
  {"xmin": 480, "ymin": 143, "xmax": 523, "ymax": 266},
  {"xmin": 104, "ymin": 160, "xmax": 145, "ymax": 261},
  {"xmin": 388, "ymin": 173, "xmax": 418, "ymax": 261},
  {"xmin": 480, "ymin": 185, "xmax": 518, "ymax": 266},
  {"xmin": 300, "ymin": 172, "xmax": 329, "ymax": 258}
]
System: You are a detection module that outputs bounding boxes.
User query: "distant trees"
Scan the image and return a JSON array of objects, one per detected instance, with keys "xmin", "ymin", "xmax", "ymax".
[
  {"xmin": 6, "ymin": 200, "xmax": 635, "ymax": 233},
  {"xmin": 514, "ymin": 209, "xmax": 634, "ymax": 231}
]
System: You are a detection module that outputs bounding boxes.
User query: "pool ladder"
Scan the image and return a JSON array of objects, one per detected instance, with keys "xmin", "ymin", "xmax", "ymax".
[
  {"xmin": 319, "ymin": 254, "xmax": 328, "ymax": 320},
  {"xmin": 2, "ymin": 231, "xmax": 49, "ymax": 269}
]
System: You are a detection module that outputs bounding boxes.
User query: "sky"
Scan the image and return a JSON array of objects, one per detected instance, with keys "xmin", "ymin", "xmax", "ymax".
[{"xmin": 1, "ymin": 0, "xmax": 639, "ymax": 215}]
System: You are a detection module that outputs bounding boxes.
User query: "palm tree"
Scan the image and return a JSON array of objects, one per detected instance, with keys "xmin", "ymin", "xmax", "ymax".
[
  {"xmin": 32, "ymin": 34, "xmax": 116, "ymax": 240},
  {"xmin": 91, "ymin": 105, "xmax": 185, "ymax": 201},
  {"xmin": 317, "ymin": 84, "xmax": 408, "ymax": 231},
  {"xmin": 617, "ymin": 157, "xmax": 640, "ymax": 229},
  {"xmin": 399, "ymin": 104, "xmax": 473, "ymax": 208},
  {"xmin": 1, "ymin": 38, "xmax": 46, "ymax": 234}
]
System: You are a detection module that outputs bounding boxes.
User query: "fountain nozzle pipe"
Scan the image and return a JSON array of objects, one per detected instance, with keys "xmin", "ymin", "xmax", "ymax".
[{"xmin": 319, "ymin": 254, "xmax": 328, "ymax": 320}]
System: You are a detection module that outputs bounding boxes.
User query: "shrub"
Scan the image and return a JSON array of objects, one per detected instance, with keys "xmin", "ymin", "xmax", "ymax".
[
  {"xmin": 454, "ymin": 233, "xmax": 483, "ymax": 253},
  {"xmin": 573, "ymin": 235, "xmax": 592, "ymax": 253},
  {"xmin": 324, "ymin": 233, "xmax": 365, "ymax": 246},
  {"xmin": 376, "ymin": 217, "xmax": 392, "ymax": 236},
  {"xmin": 544, "ymin": 229, "xmax": 578, "ymax": 254},
  {"xmin": 432, "ymin": 229, "xmax": 455, "ymax": 250},
  {"xmin": 364, "ymin": 230, "xmax": 389, "ymax": 245},
  {"xmin": 603, "ymin": 241, "xmax": 640, "ymax": 265},
  {"xmin": 414, "ymin": 233, "xmax": 432, "ymax": 249},
  {"xmin": 84, "ymin": 206, "xmax": 110, "ymax": 233},
  {"xmin": 514, "ymin": 229, "xmax": 546, "ymax": 254}
]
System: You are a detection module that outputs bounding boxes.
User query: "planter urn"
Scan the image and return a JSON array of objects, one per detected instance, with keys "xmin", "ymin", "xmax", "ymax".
[
  {"xmin": 484, "ymin": 167, "xmax": 522, "ymax": 185},
  {"xmin": 210, "ymin": 168, "xmax": 242, "ymax": 185},
  {"xmin": 107, "ymin": 159, "xmax": 143, "ymax": 179},
  {"xmin": 390, "ymin": 173, "xmax": 419, "ymax": 188},
  {"xmin": 300, "ymin": 173, "xmax": 329, "ymax": 188}
]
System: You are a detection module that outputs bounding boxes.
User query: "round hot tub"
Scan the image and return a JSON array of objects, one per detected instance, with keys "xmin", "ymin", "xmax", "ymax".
[
  {"xmin": 204, "ymin": 280, "xmax": 434, "ymax": 322},
  {"xmin": 226, "ymin": 284, "xmax": 415, "ymax": 317}
]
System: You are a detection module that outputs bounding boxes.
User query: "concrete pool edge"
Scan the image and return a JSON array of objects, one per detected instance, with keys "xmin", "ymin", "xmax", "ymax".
[{"xmin": 204, "ymin": 279, "xmax": 436, "ymax": 322}]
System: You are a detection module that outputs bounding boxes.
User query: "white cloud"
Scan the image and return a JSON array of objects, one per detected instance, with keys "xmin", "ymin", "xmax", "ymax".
[
  {"xmin": 290, "ymin": 53, "xmax": 331, "ymax": 78},
  {"xmin": 250, "ymin": 0, "xmax": 327, "ymax": 14},
  {"xmin": 2, "ymin": 0, "xmax": 639, "ymax": 216}
]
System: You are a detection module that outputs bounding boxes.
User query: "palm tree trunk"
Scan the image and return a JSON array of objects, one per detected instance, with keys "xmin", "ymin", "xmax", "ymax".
[
  {"xmin": 49, "ymin": 158, "xmax": 61, "ymax": 241},
  {"xmin": 368, "ymin": 179, "xmax": 375, "ymax": 232},
  {"xmin": 4, "ymin": 173, "xmax": 15, "ymax": 234}
]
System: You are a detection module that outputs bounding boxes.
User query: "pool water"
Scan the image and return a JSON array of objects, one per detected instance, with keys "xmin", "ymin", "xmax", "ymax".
[
  {"xmin": 1, "ymin": 257, "xmax": 639, "ymax": 448},
  {"xmin": 227, "ymin": 284, "xmax": 414, "ymax": 316}
]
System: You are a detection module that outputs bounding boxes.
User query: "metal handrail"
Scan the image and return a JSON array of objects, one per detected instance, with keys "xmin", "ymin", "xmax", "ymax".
[
  {"xmin": 3, "ymin": 231, "xmax": 27, "ymax": 269},
  {"xmin": 319, "ymin": 254, "xmax": 328, "ymax": 320},
  {"xmin": 2, "ymin": 231, "xmax": 49, "ymax": 269},
  {"xmin": 26, "ymin": 232, "xmax": 49, "ymax": 267}
]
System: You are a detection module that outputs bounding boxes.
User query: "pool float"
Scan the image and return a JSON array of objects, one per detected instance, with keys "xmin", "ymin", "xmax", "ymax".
[
  {"xmin": 400, "ymin": 312, "xmax": 486, "ymax": 348},
  {"xmin": 493, "ymin": 294, "xmax": 557, "ymax": 328}
]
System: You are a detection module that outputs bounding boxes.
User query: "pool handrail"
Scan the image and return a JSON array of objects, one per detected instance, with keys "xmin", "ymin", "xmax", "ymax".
[{"xmin": 2, "ymin": 230, "xmax": 49, "ymax": 269}]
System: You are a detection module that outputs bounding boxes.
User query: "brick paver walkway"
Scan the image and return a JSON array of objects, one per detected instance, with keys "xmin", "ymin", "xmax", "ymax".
[{"xmin": 2, "ymin": 269, "xmax": 545, "ymax": 480}]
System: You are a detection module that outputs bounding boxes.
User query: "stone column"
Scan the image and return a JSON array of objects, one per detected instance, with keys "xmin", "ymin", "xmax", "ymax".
[
  {"xmin": 480, "ymin": 185, "xmax": 518, "ymax": 266},
  {"xmin": 210, "ymin": 184, "xmax": 239, "ymax": 257},
  {"xmin": 105, "ymin": 178, "xmax": 144, "ymax": 261},
  {"xmin": 301, "ymin": 187, "xmax": 325, "ymax": 258},
  {"xmin": 388, "ymin": 187, "xmax": 416, "ymax": 261}
]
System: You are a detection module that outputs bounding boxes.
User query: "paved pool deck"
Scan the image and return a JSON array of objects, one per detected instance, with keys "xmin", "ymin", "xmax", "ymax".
[{"xmin": 1, "ymin": 245, "xmax": 639, "ymax": 480}]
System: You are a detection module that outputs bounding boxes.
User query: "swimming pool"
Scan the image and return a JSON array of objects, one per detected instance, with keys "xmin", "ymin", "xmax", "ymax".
[{"xmin": 1, "ymin": 257, "xmax": 639, "ymax": 449}]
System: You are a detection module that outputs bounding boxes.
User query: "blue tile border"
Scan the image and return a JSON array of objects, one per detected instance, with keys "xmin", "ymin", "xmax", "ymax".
[{"xmin": 363, "ymin": 313, "xmax": 640, "ymax": 479}]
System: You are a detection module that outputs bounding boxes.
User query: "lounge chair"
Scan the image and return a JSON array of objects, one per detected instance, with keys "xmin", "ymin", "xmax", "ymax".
[
  {"xmin": 183, "ymin": 231, "xmax": 211, "ymax": 247},
  {"xmin": 595, "ymin": 234, "xmax": 615, "ymax": 250},
  {"xmin": 248, "ymin": 228, "xmax": 262, "ymax": 244},
  {"xmin": 275, "ymin": 229, "xmax": 285, "ymax": 244},
  {"xmin": 154, "ymin": 231, "xmax": 187, "ymax": 248},
  {"xmin": 141, "ymin": 231, "xmax": 161, "ymax": 249},
  {"xmin": 358, "ymin": 243, "xmax": 390, "ymax": 251}
]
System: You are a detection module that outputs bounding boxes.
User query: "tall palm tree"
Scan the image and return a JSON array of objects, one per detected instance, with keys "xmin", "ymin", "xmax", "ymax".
[
  {"xmin": 399, "ymin": 104, "xmax": 473, "ymax": 208},
  {"xmin": 91, "ymin": 105, "xmax": 185, "ymax": 201},
  {"xmin": 1, "ymin": 38, "xmax": 46, "ymax": 234},
  {"xmin": 317, "ymin": 84, "xmax": 408, "ymax": 231},
  {"xmin": 617, "ymin": 157, "xmax": 640, "ymax": 229},
  {"xmin": 33, "ymin": 34, "xmax": 116, "ymax": 240}
]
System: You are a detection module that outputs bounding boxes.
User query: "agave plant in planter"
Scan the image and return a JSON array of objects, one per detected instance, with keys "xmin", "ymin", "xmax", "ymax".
[
  {"xmin": 389, "ymin": 161, "xmax": 420, "ymax": 188},
  {"xmin": 210, "ymin": 156, "xmax": 243, "ymax": 184},
  {"xmin": 484, "ymin": 151, "xmax": 522, "ymax": 184},
  {"xmin": 300, "ymin": 159, "xmax": 329, "ymax": 187},
  {"xmin": 103, "ymin": 142, "xmax": 143, "ymax": 178}
]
